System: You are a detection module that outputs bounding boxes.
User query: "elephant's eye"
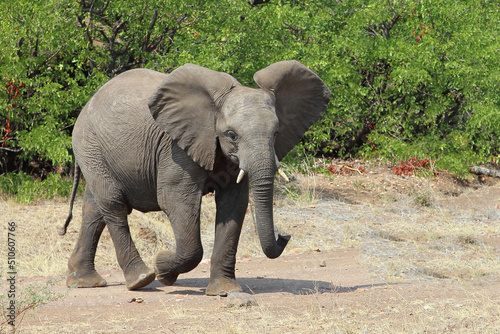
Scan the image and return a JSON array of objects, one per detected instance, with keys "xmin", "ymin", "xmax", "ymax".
[{"xmin": 225, "ymin": 130, "xmax": 238, "ymax": 141}]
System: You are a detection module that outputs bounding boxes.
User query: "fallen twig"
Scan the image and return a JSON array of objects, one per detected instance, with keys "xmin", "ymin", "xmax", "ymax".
[{"xmin": 470, "ymin": 166, "xmax": 500, "ymax": 178}]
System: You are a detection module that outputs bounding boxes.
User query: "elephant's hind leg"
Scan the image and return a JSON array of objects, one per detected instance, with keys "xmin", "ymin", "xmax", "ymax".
[
  {"xmin": 67, "ymin": 188, "xmax": 107, "ymax": 288},
  {"xmin": 100, "ymin": 204, "xmax": 156, "ymax": 290}
]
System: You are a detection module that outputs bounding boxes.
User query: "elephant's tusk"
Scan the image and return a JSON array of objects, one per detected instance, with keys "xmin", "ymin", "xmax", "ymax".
[
  {"xmin": 236, "ymin": 169, "xmax": 245, "ymax": 184},
  {"xmin": 278, "ymin": 168, "xmax": 290, "ymax": 182}
]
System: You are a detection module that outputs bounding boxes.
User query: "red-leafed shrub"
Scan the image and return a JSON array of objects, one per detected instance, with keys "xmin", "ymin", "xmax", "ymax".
[{"xmin": 392, "ymin": 157, "xmax": 436, "ymax": 178}]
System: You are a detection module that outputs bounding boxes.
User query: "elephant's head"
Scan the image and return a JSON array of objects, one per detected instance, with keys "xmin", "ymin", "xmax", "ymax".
[{"xmin": 148, "ymin": 61, "xmax": 331, "ymax": 259}]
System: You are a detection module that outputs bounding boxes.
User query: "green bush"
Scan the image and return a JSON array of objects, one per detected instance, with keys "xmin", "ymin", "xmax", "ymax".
[
  {"xmin": 0, "ymin": 172, "xmax": 32, "ymax": 196},
  {"xmin": 1, "ymin": 0, "xmax": 499, "ymax": 195},
  {"xmin": 301, "ymin": 0, "xmax": 500, "ymax": 174},
  {"xmin": 0, "ymin": 172, "xmax": 81, "ymax": 203}
]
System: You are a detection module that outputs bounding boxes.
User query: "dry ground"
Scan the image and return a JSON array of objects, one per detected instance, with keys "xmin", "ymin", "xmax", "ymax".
[{"xmin": 1, "ymin": 160, "xmax": 500, "ymax": 333}]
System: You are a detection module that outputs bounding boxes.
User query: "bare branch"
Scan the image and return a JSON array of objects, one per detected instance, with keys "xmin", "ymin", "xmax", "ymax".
[
  {"xmin": 81, "ymin": 0, "xmax": 110, "ymax": 14},
  {"xmin": 42, "ymin": 45, "xmax": 65, "ymax": 66},
  {"xmin": 470, "ymin": 166, "xmax": 500, "ymax": 178},
  {"xmin": 192, "ymin": 38, "xmax": 207, "ymax": 46},
  {"xmin": 0, "ymin": 146, "xmax": 22, "ymax": 153},
  {"xmin": 365, "ymin": 14, "xmax": 399, "ymax": 40},
  {"xmin": 143, "ymin": 10, "xmax": 158, "ymax": 52}
]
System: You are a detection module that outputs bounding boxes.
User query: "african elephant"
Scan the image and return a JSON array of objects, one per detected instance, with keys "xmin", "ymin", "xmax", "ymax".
[{"xmin": 59, "ymin": 60, "xmax": 331, "ymax": 295}]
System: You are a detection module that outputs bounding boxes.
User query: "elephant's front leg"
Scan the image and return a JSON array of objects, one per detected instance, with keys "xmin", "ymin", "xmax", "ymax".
[
  {"xmin": 154, "ymin": 193, "xmax": 204, "ymax": 286},
  {"xmin": 205, "ymin": 178, "xmax": 249, "ymax": 296}
]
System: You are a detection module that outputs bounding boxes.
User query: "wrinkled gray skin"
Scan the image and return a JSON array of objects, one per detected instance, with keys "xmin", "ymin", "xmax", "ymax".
[{"xmin": 60, "ymin": 61, "xmax": 331, "ymax": 295}]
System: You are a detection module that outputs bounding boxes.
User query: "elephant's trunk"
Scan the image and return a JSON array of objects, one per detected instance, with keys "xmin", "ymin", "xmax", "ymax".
[{"xmin": 248, "ymin": 160, "xmax": 290, "ymax": 259}]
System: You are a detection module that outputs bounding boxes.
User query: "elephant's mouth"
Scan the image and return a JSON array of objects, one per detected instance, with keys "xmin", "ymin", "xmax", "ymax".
[{"xmin": 226, "ymin": 152, "xmax": 239, "ymax": 166}]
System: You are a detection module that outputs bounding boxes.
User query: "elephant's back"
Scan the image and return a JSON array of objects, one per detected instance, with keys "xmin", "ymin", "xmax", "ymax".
[
  {"xmin": 84, "ymin": 68, "xmax": 167, "ymax": 119},
  {"xmin": 74, "ymin": 68, "xmax": 167, "ymax": 153}
]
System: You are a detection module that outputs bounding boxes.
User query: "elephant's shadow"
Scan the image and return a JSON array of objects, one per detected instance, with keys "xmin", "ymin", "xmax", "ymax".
[{"xmin": 142, "ymin": 278, "xmax": 387, "ymax": 296}]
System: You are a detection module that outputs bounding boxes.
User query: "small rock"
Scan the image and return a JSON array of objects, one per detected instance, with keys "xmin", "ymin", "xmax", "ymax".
[
  {"xmin": 128, "ymin": 297, "xmax": 144, "ymax": 303},
  {"xmin": 313, "ymin": 248, "xmax": 321, "ymax": 252},
  {"xmin": 319, "ymin": 260, "xmax": 326, "ymax": 267},
  {"xmin": 225, "ymin": 291, "xmax": 258, "ymax": 308},
  {"xmin": 218, "ymin": 290, "xmax": 228, "ymax": 297}
]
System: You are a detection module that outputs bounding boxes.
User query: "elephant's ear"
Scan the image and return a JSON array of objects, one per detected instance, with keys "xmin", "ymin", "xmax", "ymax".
[
  {"xmin": 254, "ymin": 60, "xmax": 331, "ymax": 160},
  {"xmin": 148, "ymin": 64, "xmax": 240, "ymax": 170}
]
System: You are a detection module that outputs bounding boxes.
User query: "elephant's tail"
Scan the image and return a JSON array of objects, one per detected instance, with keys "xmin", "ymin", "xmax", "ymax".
[{"xmin": 58, "ymin": 162, "xmax": 81, "ymax": 236}]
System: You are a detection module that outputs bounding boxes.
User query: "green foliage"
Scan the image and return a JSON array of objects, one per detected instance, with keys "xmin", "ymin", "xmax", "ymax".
[
  {"xmin": 281, "ymin": 145, "xmax": 326, "ymax": 176},
  {"xmin": 0, "ymin": 172, "xmax": 81, "ymax": 203},
  {"xmin": 1, "ymin": 0, "xmax": 499, "ymax": 194},
  {"xmin": 0, "ymin": 1, "xmax": 104, "ymax": 174},
  {"xmin": 0, "ymin": 172, "xmax": 32, "ymax": 196},
  {"xmin": 302, "ymin": 0, "xmax": 500, "ymax": 174}
]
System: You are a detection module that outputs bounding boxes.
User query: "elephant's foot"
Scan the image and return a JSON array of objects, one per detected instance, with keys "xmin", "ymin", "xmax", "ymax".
[
  {"xmin": 156, "ymin": 272, "xmax": 179, "ymax": 286},
  {"xmin": 66, "ymin": 269, "xmax": 107, "ymax": 288},
  {"xmin": 123, "ymin": 263, "xmax": 156, "ymax": 290},
  {"xmin": 154, "ymin": 250, "xmax": 179, "ymax": 286},
  {"xmin": 206, "ymin": 277, "xmax": 242, "ymax": 296}
]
